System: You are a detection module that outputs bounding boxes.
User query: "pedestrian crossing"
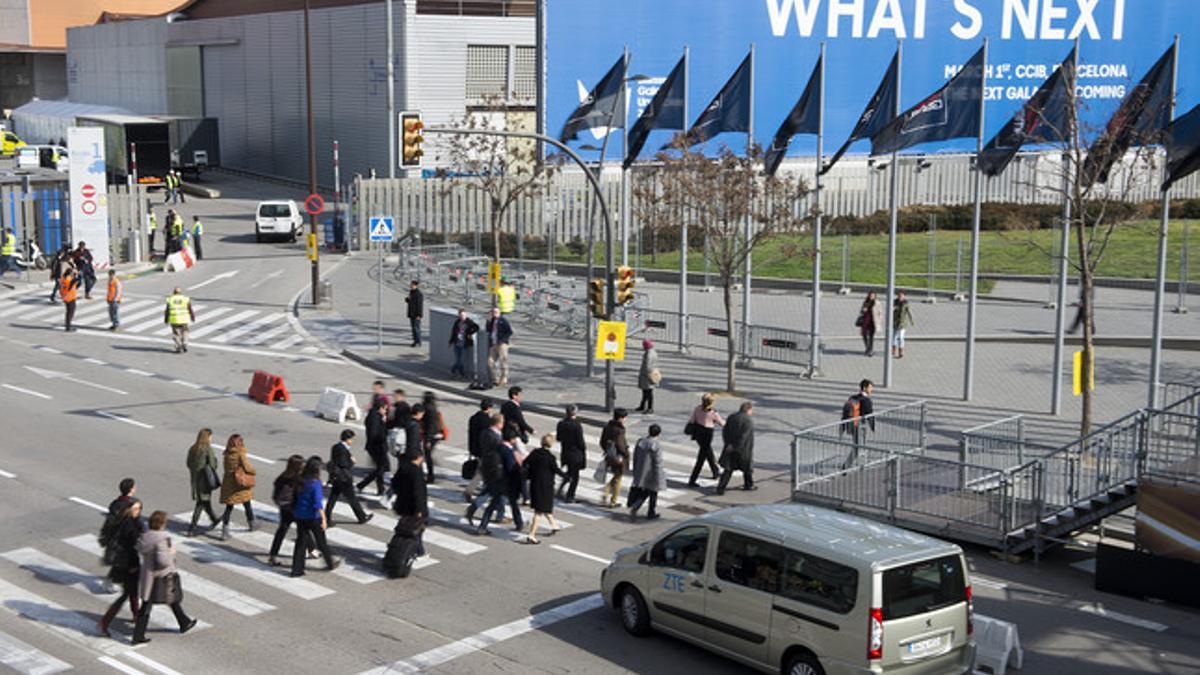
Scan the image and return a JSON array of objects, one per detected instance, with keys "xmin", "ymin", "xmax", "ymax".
[{"xmin": 0, "ymin": 293, "xmax": 328, "ymax": 355}]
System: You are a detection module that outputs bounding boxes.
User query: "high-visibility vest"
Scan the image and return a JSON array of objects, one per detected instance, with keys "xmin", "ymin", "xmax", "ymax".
[
  {"xmin": 106, "ymin": 277, "xmax": 123, "ymax": 303},
  {"xmin": 170, "ymin": 216, "xmax": 184, "ymax": 236},
  {"xmin": 166, "ymin": 293, "xmax": 191, "ymax": 325},
  {"xmin": 148, "ymin": 213, "xmax": 157, "ymax": 232},
  {"xmin": 497, "ymin": 285, "xmax": 516, "ymax": 314},
  {"xmin": 60, "ymin": 275, "xmax": 78, "ymax": 303},
  {"xmin": 1, "ymin": 232, "xmax": 14, "ymax": 256},
  {"xmin": 192, "ymin": 220, "xmax": 203, "ymax": 236}
]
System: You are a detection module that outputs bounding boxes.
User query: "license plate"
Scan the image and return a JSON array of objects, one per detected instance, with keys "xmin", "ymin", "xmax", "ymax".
[{"xmin": 906, "ymin": 635, "xmax": 943, "ymax": 655}]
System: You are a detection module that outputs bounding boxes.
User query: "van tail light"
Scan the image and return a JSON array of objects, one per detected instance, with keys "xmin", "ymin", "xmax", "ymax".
[
  {"xmin": 966, "ymin": 585, "xmax": 974, "ymax": 636},
  {"xmin": 868, "ymin": 607, "xmax": 884, "ymax": 660}
]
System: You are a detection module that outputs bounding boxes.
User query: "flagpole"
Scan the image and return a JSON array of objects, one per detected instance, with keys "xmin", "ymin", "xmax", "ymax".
[
  {"xmin": 742, "ymin": 44, "xmax": 755, "ymax": 363},
  {"xmin": 1149, "ymin": 34, "xmax": 1180, "ymax": 408},
  {"xmin": 883, "ymin": 39, "xmax": 902, "ymax": 387},
  {"xmin": 622, "ymin": 44, "xmax": 631, "ymax": 268},
  {"xmin": 1052, "ymin": 39, "xmax": 1080, "ymax": 415},
  {"xmin": 806, "ymin": 42, "xmax": 826, "ymax": 378},
  {"xmin": 963, "ymin": 38, "xmax": 989, "ymax": 401},
  {"xmin": 678, "ymin": 46, "xmax": 690, "ymax": 354}
]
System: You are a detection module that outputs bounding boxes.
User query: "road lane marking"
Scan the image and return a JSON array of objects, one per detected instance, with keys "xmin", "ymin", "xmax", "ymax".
[
  {"xmin": 550, "ymin": 545, "xmax": 611, "ymax": 565},
  {"xmin": 69, "ymin": 496, "xmax": 107, "ymax": 513},
  {"xmin": 249, "ymin": 269, "xmax": 283, "ymax": 289},
  {"xmin": 1078, "ymin": 603, "xmax": 1169, "ymax": 632},
  {"xmin": 95, "ymin": 411, "xmax": 154, "ymax": 430},
  {"xmin": 23, "ymin": 366, "xmax": 128, "ymax": 396},
  {"xmin": 83, "ymin": 357, "xmax": 106, "ymax": 365},
  {"xmin": 357, "ymin": 593, "xmax": 605, "ymax": 675},
  {"xmin": 211, "ymin": 312, "xmax": 285, "ymax": 344},
  {"xmin": 69, "ymin": 327, "xmax": 343, "ymax": 364},
  {"xmin": 171, "ymin": 379, "xmax": 203, "ymax": 389},
  {"xmin": 63, "ymin": 535, "xmax": 276, "ymax": 618},
  {"xmin": 118, "ymin": 651, "xmax": 183, "ymax": 675},
  {"xmin": 0, "ymin": 577, "xmax": 128, "ymax": 656},
  {"xmin": 125, "ymin": 368, "xmax": 153, "ymax": 377},
  {"xmin": 1, "ymin": 384, "xmax": 52, "ymax": 399},
  {"xmin": 37, "ymin": 347, "xmax": 62, "ymax": 354},
  {"xmin": 971, "ymin": 576, "xmax": 1008, "ymax": 590},
  {"xmin": 240, "ymin": 322, "xmax": 292, "ymax": 346},
  {"xmin": 186, "ymin": 309, "xmax": 259, "ymax": 340},
  {"xmin": 268, "ymin": 334, "xmax": 305, "ymax": 351},
  {"xmin": 186, "ymin": 270, "xmax": 239, "ymax": 292},
  {"xmin": 246, "ymin": 453, "xmax": 277, "ymax": 465},
  {"xmin": 98, "ymin": 656, "xmax": 147, "ymax": 675},
  {"xmin": 0, "ymin": 470, "xmax": 15, "ymax": 479},
  {"xmin": 0, "ymin": 627, "xmax": 72, "ymax": 674}
]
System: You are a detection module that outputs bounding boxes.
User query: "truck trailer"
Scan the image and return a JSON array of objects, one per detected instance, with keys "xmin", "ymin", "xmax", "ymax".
[
  {"xmin": 156, "ymin": 116, "xmax": 221, "ymax": 179},
  {"xmin": 75, "ymin": 114, "xmax": 171, "ymax": 186}
]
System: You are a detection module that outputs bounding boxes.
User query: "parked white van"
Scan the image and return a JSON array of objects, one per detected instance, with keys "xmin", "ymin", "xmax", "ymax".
[
  {"xmin": 600, "ymin": 504, "xmax": 976, "ymax": 675},
  {"xmin": 254, "ymin": 200, "xmax": 303, "ymax": 243}
]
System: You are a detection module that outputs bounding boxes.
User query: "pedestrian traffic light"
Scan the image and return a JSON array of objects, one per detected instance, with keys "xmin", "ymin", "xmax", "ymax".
[
  {"xmin": 615, "ymin": 266, "xmax": 636, "ymax": 305},
  {"xmin": 400, "ymin": 112, "xmax": 424, "ymax": 168},
  {"xmin": 588, "ymin": 279, "xmax": 606, "ymax": 318}
]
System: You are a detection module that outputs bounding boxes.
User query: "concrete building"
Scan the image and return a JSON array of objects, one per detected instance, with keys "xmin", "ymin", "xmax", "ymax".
[{"xmin": 65, "ymin": 0, "xmax": 536, "ymax": 185}]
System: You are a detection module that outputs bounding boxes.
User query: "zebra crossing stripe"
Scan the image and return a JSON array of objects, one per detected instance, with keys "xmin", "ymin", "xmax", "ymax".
[
  {"xmin": 97, "ymin": 656, "xmax": 147, "ymax": 675},
  {"xmin": 171, "ymin": 534, "xmax": 334, "ymax": 600},
  {"xmin": 10, "ymin": 305, "xmax": 65, "ymax": 322},
  {"xmin": 185, "ymin": 309, "xmax": 259, "ymax": 340},
  {"xmin": 62, "ymin": 535, "xmax": 275, "ymax": 618},
  {"xmin": 267, "ymin": 334, "xmax": 305, "ymax": 351},
  {"xmin": 234, "ymin": 529, "xmax": 388, "ymax": 584},
  {"xmin": 107, "ymin": 303, "xmax": 170, "ymax": 330},
  {"xmin": 74, "ymin": 299, "xmax": 148, "ymax": 325},
  {"xmin": 0, "ymin": 300, "xmax": 42, "ymax": 319},
  {"xmin": 327, "ymin": 501, "xmax": 485, "ymax": 556},
  {"xmin": 0, "ymin": 627, "xmax": 72, "ymax": 675},
  {"xmin": 240, "ymin": 322, "xmax": 292, "ymax": 346},
  {"xmin": 0, "ymin": 576, "xmax": 134, "ymax": 656},
  {"xmin": 211, "ymin": 313, "xmax": 285, "ymax": 344}
]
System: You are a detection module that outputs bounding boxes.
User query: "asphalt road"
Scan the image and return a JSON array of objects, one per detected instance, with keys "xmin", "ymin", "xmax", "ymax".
[{"xmin": 0, "ymin": 172, "xmax": 1195, "ymax": 674}]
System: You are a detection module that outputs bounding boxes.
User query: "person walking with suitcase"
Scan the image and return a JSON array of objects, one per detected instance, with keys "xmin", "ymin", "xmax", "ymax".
[
  {"xmin": 386, "ymin": 447, "xmax": 428, "ymax": 577},
  {"xmin": 185, "ymin": 428, "xmax": 220, "ymax": 537},
  {"xmin": 290, "ymin": 456, "xmax": 341, "ymax": 577},
  {"xmin": 686, "ymin": 393, "xmax": 725, "ymax": 487},
  {"xmin": 131, "ymin": 510, "xmax": 198, "ymax": 644},
  {"xmin": 325, "ymin": 429, "xmax": 372, "ymax": 526}
]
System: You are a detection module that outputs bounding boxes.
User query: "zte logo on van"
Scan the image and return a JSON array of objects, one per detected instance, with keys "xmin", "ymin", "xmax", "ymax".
[{"xmin": 662, "ymin": 572, "xmax": 686, "ymax": 592}]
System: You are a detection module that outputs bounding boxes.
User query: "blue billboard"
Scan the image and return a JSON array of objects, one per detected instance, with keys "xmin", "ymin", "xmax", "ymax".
[{"xmin": 548, "ymin": 0, "xmax": 1194, "ymax": 160}]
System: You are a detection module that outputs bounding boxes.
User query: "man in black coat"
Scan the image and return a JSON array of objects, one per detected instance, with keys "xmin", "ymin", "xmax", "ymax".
[
  {"xmin": 465, "ymin": 399, "xmax": 494, "ymax": 499},
  {"xmin": 465, "ymin": 413, "xmax": 506, "ymax": 532},
  {"xmin": 500, "ymin": 386, "xmax": 534, "ymax": 444},
  {"xmin": 326, "ymin": 429, "xmax": 372, "ymax": 526},
  {"xmin": 391, "ymin": 449, "xmax": 428, "ymax": 556},
  {"xmin": 357, "ymin": 400, "xmax": 391, "ymax": 495},
  {"xmin": 449, "ymin": 309, "xmax": 479, "ymax": 378},
  {"xmin": 555, "ymin": 405, "xmax": 586, "ymax": 503},
  {"xmin": 716, "ymin": 401, "xmax": 756, "ymax": 495},
  {"xmin": 405, "ymin": 280, "xmax": 424, "ymax": 347},
  {"xmin": 388, "ymin": 389, "xmax": 411, "ymax": 430}
]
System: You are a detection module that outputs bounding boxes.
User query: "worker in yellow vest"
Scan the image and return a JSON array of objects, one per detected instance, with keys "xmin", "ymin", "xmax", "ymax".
[
  {"xmin": 191, "ymin": 216, "xmax": 204, "ymax": 260},
  {"xmin": 147, "ymin": 209, "xmax": 158, "ymax": 257},
  {"xmin": 106, "ymin": 269, "xmax": 124, "ymax": 331},
  {"xmin": 497, "ymin": 279, "xmax": 516, "ymax": 315},
  {"xmin": 164, "ymin": 286, "xmax": 195, "ymax": 353},
  {"xmin": 0, "ymin": 227, "xmax": 15, "ymax": 277}
]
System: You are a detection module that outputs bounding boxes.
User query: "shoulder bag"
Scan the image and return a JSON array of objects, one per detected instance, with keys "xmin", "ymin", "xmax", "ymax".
[
  {"xmin": 234, "ymin": 464, "xmax": 256, "ymax": 489},
  {"xmin": 201, "ymin": 463, "xmax": 221, "ymax": 493}
]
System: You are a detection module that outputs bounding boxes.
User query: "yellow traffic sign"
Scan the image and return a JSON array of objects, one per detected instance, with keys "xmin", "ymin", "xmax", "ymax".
[
  {"xmin": 488, "ymin": 262, "xmax": 502, "ymax": 293},
  {"xmin": 1073, "ymin": 350, "xmax": 1095, "ymax": 396},
  {"xmin": 595, "ymin": 321, "xmax": 627, "ymax": 361},
  {"xmin": 306, "ymin": 233, "xmax": 318, "ymax": 262}
]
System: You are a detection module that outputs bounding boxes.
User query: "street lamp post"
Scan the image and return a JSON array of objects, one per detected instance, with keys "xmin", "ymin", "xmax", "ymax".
[{"xmin": 303, "ymin": 0, "xmax": 320, "ymax": 305}]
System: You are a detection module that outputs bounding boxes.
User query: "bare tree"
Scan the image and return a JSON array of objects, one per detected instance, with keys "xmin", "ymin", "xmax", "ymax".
[
  {"xmin": 652, "ymin": 143, "xmax": 810, "ymax": 392},
  {"xmin": 631, "ymin": 166, "xmax": 673, "ymax": 264}
]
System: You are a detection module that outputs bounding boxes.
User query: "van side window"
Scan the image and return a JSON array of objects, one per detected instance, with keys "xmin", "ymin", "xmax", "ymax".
[
  {"xmin": 779, "ymin": 551, "xmax": 859, "ymax": 614},
  {"xmin": 715, "ymin": 532, "xmax": 783, "ymax": 593},
  {"xmin": 649, "ymin": 526, "xmax": 709, "ymax": 573}
]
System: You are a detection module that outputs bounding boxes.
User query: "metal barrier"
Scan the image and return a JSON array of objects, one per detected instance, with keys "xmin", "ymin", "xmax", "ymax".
[
  {"xmin": 960, "ymin": 415, "xmax": 1059, "ymax": 478},
  {"xmin": 791, "ymin": 401, "xmax": 928, "ymax": 482}
]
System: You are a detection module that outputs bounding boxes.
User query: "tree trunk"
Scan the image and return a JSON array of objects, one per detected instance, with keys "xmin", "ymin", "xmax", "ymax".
[
  {"xmin": 491, "ymin": 199, "xmax": 503, "ymax": 309},
  {"xmin": 722, "ymin": 276, "xmax": 737, "ymax": 393},
  {"xmin": 1075, "ymin": 219, "xmax": 1093, "ymax": 436}
]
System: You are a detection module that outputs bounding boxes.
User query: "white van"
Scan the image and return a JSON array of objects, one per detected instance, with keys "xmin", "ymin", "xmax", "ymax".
[
  {"xmin": 601, "ymin": 504, "xmax": 976, "ymax": 675},
  {"xmin": 254, "ymin": 200, "xmax": 303, "ymax": 243}
]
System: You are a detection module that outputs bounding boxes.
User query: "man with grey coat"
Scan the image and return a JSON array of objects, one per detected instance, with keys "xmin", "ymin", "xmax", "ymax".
[
  {"xmin": 629, "ymin": 424, "xmax": 665, "ymax": 520},
  {"xmin": 716, "ymin": 401, "xmax": 756, "ymax": 495},
  {"xmin": 635, "ymin": 339, "xmax": 660, "ymax": 414}
]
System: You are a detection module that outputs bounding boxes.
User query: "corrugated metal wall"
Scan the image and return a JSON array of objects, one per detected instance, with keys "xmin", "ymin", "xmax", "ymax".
[{"xmin": 67, "ymin": 20, "xmax": 168, "ymax": 113}]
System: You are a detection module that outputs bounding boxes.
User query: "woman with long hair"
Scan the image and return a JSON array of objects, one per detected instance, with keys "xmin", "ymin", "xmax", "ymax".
[
  {"xmin": 186, "ymin": 428, "xmax": 220, "ymax": 537},
  {"xmin": 290, "ymin": 456, "xmax": 340, "ymax": 577},
  {"xmin": 218, "ymin": 434, "xmax": 256, "ymax": 541},
  {"xmin": 97, "ymin": 498, "xmax": 143, "ymax": 637},
  {"xmin": 859, "ymin": 291, "xmax": 882, "ymax": 357},
  {"xmin": 686, "ymin": 393, "xmax": 725, "ymax": 487},
  {"xmin": 420, "ymin": 391, "xmax": 446, "ymax": 484},
  {"xmin": 268, "ymin": 455, "xmax": 316, "ymax": 567}
]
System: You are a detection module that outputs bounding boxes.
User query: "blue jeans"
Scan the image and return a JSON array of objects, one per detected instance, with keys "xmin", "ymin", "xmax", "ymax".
[
  {"xmin": 0, "ymin": 255, "xmax": 14, "ymax": 275},
  {"xmin": 452, "ymin": 344, "xmax": 466, "ymax": 375},
  {"xmin": 108, "ymin": 302, "xmax": 120, "ymax": 327},
  {"xmin": 410, "ymin": 318, "xmax": 421, "ymax": 345}
]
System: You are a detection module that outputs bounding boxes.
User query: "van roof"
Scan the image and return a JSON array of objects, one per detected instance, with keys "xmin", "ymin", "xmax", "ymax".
[{"xmin": 695, "ymin": 503, "xmax": 960, "ymax": 568}]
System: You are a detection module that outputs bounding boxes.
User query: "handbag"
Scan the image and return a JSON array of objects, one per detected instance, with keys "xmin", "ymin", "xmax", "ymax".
[
  {"xmin": 592, "ymin": 461, "xmax": 608, "ymax": 485},
  {"xmin": 461, "ymin": 458, "xmax": 478, "ymax": 480},
  {"xmin": 234, "ymin": 466, "xmax": 256, "ymax": 489},
  {"xmin": 150, "ymin": 572, "xmax": 183, "ymax": 605},
  {"xmin": 854, "ymin": 314, "xmax": 865, "ymax": 328},
  {"xmin": 201, "ymin": 463, "xmax": 221, "ymax": 493},
  {"xmin": 648, "ymin": 368, "xmax": 662, "ymax": 385},
  {"xmin": 683, "ymin": 421, "xmax": 698, "ymax": 438}
]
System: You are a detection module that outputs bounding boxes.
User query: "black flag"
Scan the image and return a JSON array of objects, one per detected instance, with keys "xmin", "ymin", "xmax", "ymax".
[
  {"xmin": 559, "ymin": 55, "xmax": 627, "ymax": 144},
  {"xmin": 979, "ymin": 49, "xmax": 1075, "ymax": 177},
  {"xmin": 623, "ymin": 55, "xmax": 686, "ymax": 169},
  {"xmin": 823, "ymin": 50, "xmax": 898, "ymax": 175},
  {"xmin": 1164, "ymin": 103, "xmax": 1200, "ymax": 190},
  {"xmin": 1084, "ymin": 44, "xmax": 1176, "ymax": 187},
  {"xmin": 764, "ymin": 54, "xmax": 822, "ymax": 176},
  {"xmin": 871, "ymin": 46, "xmax": 985, "ymax": 156},
  {"xmin": 679, "ymin": 52, "xmax": 752, "ymax": 147}
]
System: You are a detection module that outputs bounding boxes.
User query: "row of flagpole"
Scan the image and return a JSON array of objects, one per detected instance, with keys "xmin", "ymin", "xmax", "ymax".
[{"xmin": 562, "ymin": 36, "xmax": 1198, "ymax": 408}]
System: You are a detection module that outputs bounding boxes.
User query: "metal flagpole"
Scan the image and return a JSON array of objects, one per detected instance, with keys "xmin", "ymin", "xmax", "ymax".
[
  {"xmin": 1149, "ymin": 33, "xmax": 1180, "ymax": 408},
  {"xmin": 963, "ymin": 38, "xmax": 989, "ymax": 401},
  {"xmin": 805, "ymin": 43, "xmax": 826, "ymax": 378},
  {"xmin": 678, "ymin": 46, "xmax": 690, "ymax": 353},
  {"xmin": 741, "ymin": 44, "xmax": 755, "ymax": 362},
  {"xmin": 386, "ymin": 0, "xmax": 396, "ymax": 179},
  {"xmin": 883, "ymin": 39, "xmax": 903, "ymax": 387},
  {"xmin": 1051, "ymin": 39, "xmax": 1079, "ymax": 416},
  {"xmin": 622, "ymin": 44, "xmax": 631, "ymax": 267}
]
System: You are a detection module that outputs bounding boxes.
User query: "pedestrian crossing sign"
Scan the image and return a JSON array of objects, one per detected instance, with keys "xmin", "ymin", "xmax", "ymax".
[
  {"xmin": 595, "ymin": 321, "xmax": 627, "ymax": 361},
  {"xmin": 369, "ymin": 216, "xmax": 395, "ymax": 242}
]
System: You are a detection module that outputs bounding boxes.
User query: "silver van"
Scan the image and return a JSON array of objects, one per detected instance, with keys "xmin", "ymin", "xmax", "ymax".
[{"xmin": 600, "ymin": 504, "xmax": 976, "ymax": 674}]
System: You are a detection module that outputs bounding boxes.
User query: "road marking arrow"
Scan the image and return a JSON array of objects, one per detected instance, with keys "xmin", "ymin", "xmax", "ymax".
[
  {"xmin": 24, "ymin": 366, "xmax": 129, "ymax": 395},
  {"xmin": 187, "ymin": 270, "xmax": 240, "ymax": 291}
]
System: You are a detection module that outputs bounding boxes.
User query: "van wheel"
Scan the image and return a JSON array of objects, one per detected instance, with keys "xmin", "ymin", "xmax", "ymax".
[
  {"xmin": 618, "ymin": 587, "xmax": 651, "ymax": 637},
  {"xmin": 783, "ymin": 652, "xmax": 824, "ymax": 675},
  {"xmin": 289, "ymin": 227, "xmax": 298, "ymax": 243}
]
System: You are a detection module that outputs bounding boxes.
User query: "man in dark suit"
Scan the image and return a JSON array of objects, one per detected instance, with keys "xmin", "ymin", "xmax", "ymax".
[
  {"xmin": 391, "ymin": 448, "xmax": 428, "ymax": 556},
  {"xmin": 388, "ymin": 389, "xmax": 411, "ymax": 430},
  {"xmin": 465, "ymin": 399, "xmax": 494, "ymax": 498},
  {"xmin": 449, "ymin": 309, "xmax": 480, "ymax": 378},
  {"xmin": 405, "ymin": 280, "xmax": 424, "ymax": 347},
  {"xmin": 500, "ymin": 386, "xmax": 534, "ymax": 444},
  {"xmin": 357, "ymin": 400, "xmax": 391, "ymax": 495},
  {"xmin": 555, "ymin": 405, "xmax": 586, "ymax": 503},
  {"xmin": 465, "ymin": 413, "xmax": 506, "ymax": 532},
  {"xmin": 326, "ymin": 429, "xmax": 372, "ymax": 526},
  {"xmin": 716, "ymin": 401, "xmax": 756, "ymax": 495}
]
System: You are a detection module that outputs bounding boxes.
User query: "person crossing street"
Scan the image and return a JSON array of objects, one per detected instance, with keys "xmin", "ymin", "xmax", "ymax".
[
  {"xmin": 164, "ymin": 287, "xmax": 195, "ymax": 353},
  {"xmin": 0, "ymin": 227, "xmax": 15, "ymax": 277},
  {"xmin": 325, "ymin": 429, "xmax": 372, "ymax": 526},
  {"xmin": 106, "ymin": 269, "xmax": 124, "ymax": 331},
  {"xmin": 191, "ymin": 216, "xmax": 204, "ymax": 260},
  {"xmin": 147, "ymin": 208, "xmax": 158, "ymax": 257},
  {"xmin": 60, "ymin": 264, "xmax": 79, "ymax": 332}
]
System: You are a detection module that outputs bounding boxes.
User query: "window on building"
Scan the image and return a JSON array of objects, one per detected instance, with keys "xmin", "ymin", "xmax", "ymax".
[
  {"xmin": 417, "ymin": 0, "xmax": 535, "ymax": 17},
  {"xmin": 512, "ymin": 46, "xmax": 536, "ymax": 101},
  {"xmin": 466, "ymin": 45, "xmax": 509, "ymax": 100}
]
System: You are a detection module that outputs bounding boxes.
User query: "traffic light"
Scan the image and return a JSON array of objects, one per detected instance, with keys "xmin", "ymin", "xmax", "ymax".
[
  {"xmin": 615, "ymin": 266, "xmax": 636, "ymax": 305},
  {"xmin": 588, "ymin": 279, "xmax": 606, "ymax": 318},
  {"xmin": 400, "ymin": 111, "xmax": 424, "ymax": 168}
]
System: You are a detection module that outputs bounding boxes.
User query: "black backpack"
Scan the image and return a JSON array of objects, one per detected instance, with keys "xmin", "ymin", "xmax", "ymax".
[{"xmin": 273, "ymin": 479, "xmax": 296, "ymax": 509}]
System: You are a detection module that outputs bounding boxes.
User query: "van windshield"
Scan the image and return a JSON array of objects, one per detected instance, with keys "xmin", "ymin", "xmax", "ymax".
[
  {"xmin": 259, "ymin": 204, "xmax": 291, "ymax": 218},
  {"xmin": 882, "ymin": 555, "xmax": 966, "ymax": 621}
]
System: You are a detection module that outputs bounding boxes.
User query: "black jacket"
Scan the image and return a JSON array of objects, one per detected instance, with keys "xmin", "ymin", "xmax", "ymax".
[
  {"xmin": 388, "ymin": 400, "xmax": 412, "ymax": 430},
  {"xmin": 328, "ymin": 442, "xmax": 355, "ymax": 486},
  {"xmin": 405, "ymin": 289, "xmax": 424, "ymax": 319},
  {"xmin": 449, "ymin": 317, "xmax": 480, "ymax": 348},
  {"xmin": 403, "ymin": 418, "xmax": 423, "ymax": 458},
  {"xmin": 501, "ymin": 400, "xmax": 533, "ymax": 441},
  {"xmin": 556, "ymin": 417, "xmax": 586, "ymax": 470},
  {"xmin": 722, "ymin": 411, "xmax": 755, "ymax": 468},
  {"xmin": 468, "ymin": 410, "xmax": 491, "ymax": 457},
  {"xmin": 391, "ymin": 460, "xmax": 428, "ymax": 517},
  {"xmin": 365, "ymin": 408, "xmax": 388, "ymax": 457},
  {"xmin": 478, "ymin": 427, "xmax": 505, "ymax": 484},
  {"xmin": 485, "ymin": 316, "xmax": 513, "ymax": 346},
  {"xmin": 600, "ymin": 419, "xmax": 629, "ymax": 470}
]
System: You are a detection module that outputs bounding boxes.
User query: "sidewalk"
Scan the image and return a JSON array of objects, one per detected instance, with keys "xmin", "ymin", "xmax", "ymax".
[{"xmin": 297, "ymin": 253, "xmax": 1200, "ymax": 466}]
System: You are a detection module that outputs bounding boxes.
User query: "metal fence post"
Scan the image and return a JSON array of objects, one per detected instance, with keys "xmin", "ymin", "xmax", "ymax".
[
  {"xmin": 926, "ymin": 214, "xmax": 936, "ymax": 302},
  {"xmin": 955, "ymin": 236, "xmax": 964, "ymax": 299},
  {"xmin": 918, "ymin": 402, "xmax": 927, "ymax": 452},
  {"xmin": 840, "ymin": 233, "xmax": 850, "ymax": 293},
  {"xmin": 957, "ymin": 438, "xmax": 968, "ymax": 489},
  {"xmin": 1177, "ymin": 221, "xmax": 1190, "ymax": 314},
  {"xmin": 1017, "ymin": 416, "xmax": 1026, "ymax": 465},
  {"xmin": 888, "ymin": 457, "xmax": 900, "ymax": 523}
]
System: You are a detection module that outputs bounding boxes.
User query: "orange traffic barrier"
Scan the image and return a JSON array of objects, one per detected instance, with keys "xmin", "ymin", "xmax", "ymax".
[{"xmin": 248, "ymin": 370, "xmax": 290, "ymax": 405}]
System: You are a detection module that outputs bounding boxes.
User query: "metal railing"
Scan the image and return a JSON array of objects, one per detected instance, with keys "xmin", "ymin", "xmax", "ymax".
[
  {"xmin": 792, "ymin": 401, "xmax": 928, "ymax": 482},
  {"xmin": 960, "ymin": 415, "xmax": 1059, "ymax": 478}
]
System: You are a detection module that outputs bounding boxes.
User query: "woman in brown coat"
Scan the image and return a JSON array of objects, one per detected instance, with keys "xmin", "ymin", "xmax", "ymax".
[{"xmin": 218, "ymin": 434, "xmax": 257, "ymax": 540}]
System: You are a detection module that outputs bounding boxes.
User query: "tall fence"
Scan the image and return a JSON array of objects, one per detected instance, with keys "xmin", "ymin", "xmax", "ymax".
[
  {"xmin": 0, "ymin": 183, "xmax": 149, "ymax": 264},
  {"xmin": 791, "ymin": 401, "xmax": 928, "ymax": 479}
]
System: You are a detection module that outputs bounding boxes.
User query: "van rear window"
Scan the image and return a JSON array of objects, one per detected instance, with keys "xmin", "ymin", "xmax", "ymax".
[
  {"xmin": 882, "ymin": 555, "xmax": 966, "ymax": 621},
  {"xmin": 259, "ymin": 204, "xmax": 291, "ymax": 218}
]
